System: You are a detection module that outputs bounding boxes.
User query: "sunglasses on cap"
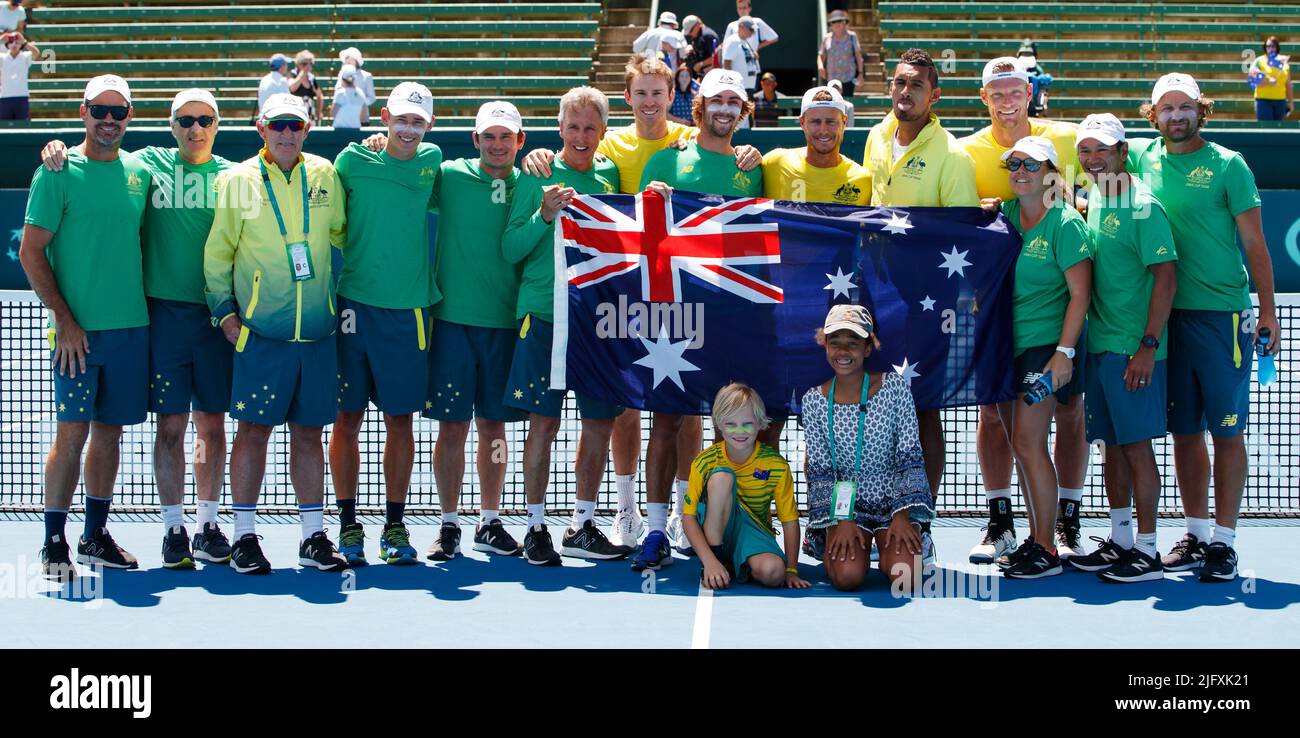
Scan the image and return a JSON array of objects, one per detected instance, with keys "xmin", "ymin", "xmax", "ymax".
[
  {"xmin": 87, "ymin": 104, "xmax": 130, "ymax": 121},
  {"xmin": 266, "ymin": 118, "xmax": 306, "ymax": 132},
  {"xmin": 174, "ymin": 115, "xmax": 216, "ymax": 129},
  {"xmin": 830, "ymin": 18, "xmax": 847, "ymax": 24},
  {"xmin": 1004, "ymin": 157, "xmax": 1046, "ymax": 173}
]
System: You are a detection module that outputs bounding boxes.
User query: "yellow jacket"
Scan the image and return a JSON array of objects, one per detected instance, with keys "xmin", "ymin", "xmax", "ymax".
[{"xmin": 863, "ymin": 112, "xmax": 979, "ymax": 207}]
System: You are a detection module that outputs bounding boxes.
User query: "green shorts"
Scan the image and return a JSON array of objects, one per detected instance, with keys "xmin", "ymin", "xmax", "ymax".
[{"xmin": 695, "ymin": 469, "xmax": 784, "ymax": 583}]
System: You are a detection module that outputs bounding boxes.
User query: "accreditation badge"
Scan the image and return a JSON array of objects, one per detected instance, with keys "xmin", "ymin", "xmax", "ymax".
[
  {"xmin": 286, "ymin": 241, "xmax": 314, "ymax": 281},
  {"xmin": 832, "ymin": 480, "xmax": 856, "ymax": 520}
]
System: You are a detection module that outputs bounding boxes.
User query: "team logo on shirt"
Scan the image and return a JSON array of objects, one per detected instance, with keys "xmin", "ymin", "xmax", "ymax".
[
  {"xmin": 1024, "ymin": 236, "xmax": 1050, "ymax": 260},
  {"xmin": 1187, "ymin": 166, "xmax": 1215, "ymax": 189},
  {"xmin": 682, "ymin": 165, "xmax": 695, "ymax": 173},
  {"xmin": 308, "ymin": 183, "xmax": 330, "ymax": 206},
  {"xmin": 732, "ymin": 171, "xmax": 752, "ymax": 191},
  {"xmin": 418, "ymin": 166, "xmax": 437, "ymax": 181},
  {"xmin": 900, "ymin": 156, "xmax": 927, "ymax": 180},
  {"xmin": 125, "ymin": 172, "xmax": 144, "ymax": 195},
  {"xmin": 752, "ymin": 468, "xmax": 770, "ymax": 480},
  {"xmin": 833, "ymin": 182, "xmax": 862, "ymax": 203},
  {"xmin": 1100, "ymin": 212, "xmax": 1122, "ymax": 237},
  {"xmin": 1156, "ymin": 245, "xmax": 1169, "ymax": 255}
]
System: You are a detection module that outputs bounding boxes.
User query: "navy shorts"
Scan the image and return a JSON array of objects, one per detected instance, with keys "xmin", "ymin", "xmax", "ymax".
[
  {"xmin": 503, "ymin": 314, "xmax": 623, "ymax": 420},
  {"xmin": 1084, "ymin": 351, "xmax": 1168, "ymax": 446},
  {"xmin": 230, "ymin": 328, "xmax": 338, "ymax": 427},
  {"xmin": 336, "ymin": 296, "xmax": 431, "ymax": 416},
  {"xmin": 1014, "ymin": 344, "xmax": 1085, "ymax": 404},
  {"xmin": 50, "ymin": 325, "xmax": 148, "ymax": 425},
  {"xmin": 422, "ymin": 320, "xmax": 525, "ymax": 423},
  {"xmin": 1166, "ymin": 308, "xmax": 1253, "ymax": 438},
  {"xmin": 148, "ymin": 298, "xmax": 233, "ymax": 414}
]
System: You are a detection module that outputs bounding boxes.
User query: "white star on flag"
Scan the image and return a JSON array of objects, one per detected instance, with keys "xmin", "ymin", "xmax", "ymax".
[
  {"xmin": 892, "ymin": 357, "xmax": 921, "ymax": 385},
  {"xmin": 823, "ymin": 267, "xmax": 856, "ymax": 299},
  {"xmin": 10, "ymin": 228, "xmax": 21, "ymax": 243},
  {"xmin": 881, "ymin": 212, "xmax": 913, "ymax": 235},
  {"xmin": 920, "ymin": 296, "xmax": 936, "ymax": 311},
  {"xmin": 634, "ymin": 332, "xmax": 701, "ymax": 391},
  {"xmin": 938, "ymin": 245, "xmax": 972, "ymax": 278}
]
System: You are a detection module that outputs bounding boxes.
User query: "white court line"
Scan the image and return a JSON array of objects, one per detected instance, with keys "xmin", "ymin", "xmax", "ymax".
[
  {"xmin": 690, "ymin": 583, "xmax": 714, "ymax": 649},
  {"xmin": 1, "ymin": 411, "xmax": 53, "ymax": 433}
]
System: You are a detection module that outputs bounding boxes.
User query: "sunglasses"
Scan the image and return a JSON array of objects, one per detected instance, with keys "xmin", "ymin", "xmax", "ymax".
[
  {"xmin": 87, "ymin": 104, "xmax": 130, "ymax": 121},
  {"xmin": 266, "ymin": 118, "xmax": 306, "ymax": 132},
  {"xmin": 174, "ymin": 115, "xmax": 216, "ymax": 129},
  {"xmin": 1004, "ymin": 157, "xmax": 1046, "ymax": 173},
  {"xmin": 830, "ymin": 19, "xmax": 847, "ymax": 24}
]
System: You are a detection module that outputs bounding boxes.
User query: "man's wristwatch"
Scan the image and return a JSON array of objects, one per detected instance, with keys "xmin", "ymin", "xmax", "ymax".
[
  {"xmin": 1055, "ymin": 345, "xmax": 1076, "ymax": 359},
  {"xmin": 1141, "ymin": 335, "xmax": 1160, "ymax": 350}
]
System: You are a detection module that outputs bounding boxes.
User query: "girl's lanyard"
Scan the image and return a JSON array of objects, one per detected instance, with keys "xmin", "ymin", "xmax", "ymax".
[
  {"xmin": 828, "ymin": 376, "xmax": 868, "ymax": 521},
  {"xmin": 260, "ymin": 157, "xmax": 314, "ymax": 281}
]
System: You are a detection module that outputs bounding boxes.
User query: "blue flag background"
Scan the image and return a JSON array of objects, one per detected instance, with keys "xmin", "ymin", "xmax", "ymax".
[{"xmin": 552, "ymin": 190, "xmax": 1021, "ymax": 416}]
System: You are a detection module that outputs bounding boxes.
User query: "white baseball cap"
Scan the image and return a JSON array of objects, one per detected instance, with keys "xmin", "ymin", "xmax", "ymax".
[
  {"xmin": 170, "ymin": 88, "xmax": 219, "ymax": 117},
  {"xmin": 386, "ymin": 81, "xmax": 434, "ymax": 123},
  {"xmin": 658, "ymin": 11, "xmax": 678, "ymax": 27},
  {"xmin": 84, "ymin": 74, "xmax": 132, "ymax": 105},
  {"xmin": 261, "ymin": 92, "xmax": 310, "ymax": 122},
  {"xmin": 1151, "ymin": 72, "xmax": 1201, "ymax": 105},
  {"xmin": 338, "ymin": 47, "xmax": 363, "ymax": 66},
  {"xmin": 1076, "ymin": 113, "xmax": 1126, "ymax": 147},
  {"xmin": 981, "ymin": 56, "xmax": 1030, "ymax": 87},
  {"xmin": 699, "ymin": 68, "xmax": 748, "ymax": 100},
  {"xmin": 339, "ymin": 63, "xmax": 357, "ymax": 80},
  {"xmin": 475, "ymin": 100, "xmax": 522, "ymax": 134},
  {"xmin": 824, "ymin": 304, "xmax": 874, "ymax": 339},
  {"xmin": 1001, "ymin": 135, "xmax": 1059, "ymax": 169},
  {"xmin": 682, "ymin": 14, "xmax": 702, "ymax": 34},
  {"xmin": 800, "ymin": 85, "xmax": 847, "ymax": 117}
]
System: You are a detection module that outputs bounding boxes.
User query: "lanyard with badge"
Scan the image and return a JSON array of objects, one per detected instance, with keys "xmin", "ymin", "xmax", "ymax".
[
  {"xmin": 827, "ymin": 376, "xmax": 868, "ymax": 521},
  {"xmin": 259, "ymin": 157, "xmax": 314, "ymax": 281}
]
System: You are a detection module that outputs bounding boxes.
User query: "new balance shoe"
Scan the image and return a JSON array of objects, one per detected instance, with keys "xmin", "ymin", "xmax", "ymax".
[
  {"xmin": 666, "ymin": 511, "xmax": 693, "ymax": 555},
  {"xmin": 161, "ymin": 526, "xmax": 195, "ymax": 570},
  {"xmin": 562, "ymin": 520, "xmax": 633, "ymax": 560},
  {"xmin": 524, "ymin": 525, "xmax": 563, "ymax": 566},
  {"xmin": 427, "ymin": 522, "xmax": 461, "ymax": 561},
  {"xmin": 801, "ymin": 527, "xmax": 825, "ymax": 561},
  {"xmin": 631, "ymin": 529, "xmax": 674, "ymax": 571},
  {"xmin": 473, "ymin": 519, "xmax": 521, "ymax": 556},
  {"xmin": 969, "ymin": 521, "xmax": 1016, "ymax": 564},
  {"xmin": 1054, "ymin": 515, "xmax": 1084, "ymax": 561},
  {"xmin": 77, "ymin": 527, "xmax": 139, "ymax": 569},
  {"xmin": 192, "ymin": 522, "xmax": 232, "ymax": 563},
  {"xmin": 1161, "ymin": 533, "xmax": 1206, "ymax": 572},
  {"xmin": 298, "ymin": 531, "xmax": 348, "ymax": 572},
  {"xmin": 40, "ymin": 534, "xmax": 77, "ymax": 583},
  {"xmin": 995, "ymin": 536, "xmax": 1038, "ymax": 570},
  {"xmin": 1066, "ymin": 536, "xmax": 1127, "ymax": 572},
  {"xmin": 610, "ymin": 506, "xmax": 645, "ymax": 549},
  {"xmin": 1098, "ymin": 546, "xmax": 1164, "ymax": 583},
  {"xmin": 1199, "ymin": 542, "xmax": 1238, "ymax": 583},
  {"xmin": 1003, "ymin": 541, "xmax": 1063, "ymax": 579},
  {"xmin": 378, "ymin": 522, "xmax": 418, "ymax": 565},
  {"xmin": 231, "ymin": 534, "xmax": 271, "ymax": 575},
  {"xmin": 339, "ymin": 522, "xmax": 368, "ymax": 567}
]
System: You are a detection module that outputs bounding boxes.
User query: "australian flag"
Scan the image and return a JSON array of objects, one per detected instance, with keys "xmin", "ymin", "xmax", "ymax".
[{"xmin": 549, "ymin": 190, "xmax": 1021, "ymax": 415}]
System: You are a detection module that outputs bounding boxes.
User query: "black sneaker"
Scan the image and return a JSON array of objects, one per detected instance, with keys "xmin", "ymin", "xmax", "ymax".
[
  {"xmin": 1161, "ymin": 533, "xmax": 1207, "ymax": 572},
  {"xmin": 231, "ymin": 534, "xmax": 272, "ymax": 575},
  {"xmin": 561, "ymin": 520, "xmax": 634, "ymax": 560},
  {"xmin": 1098, "ymin": 546, "xmax": 1163, "ymax": 583},
  {"xmin": 192, "ymin": 522, "xmax": 232, "ymax": 564},
  {"xmin": 1054, "ymin": 500, "xmax": 1084, "ymax": 561},
  {"xmin": 40, "ymin": 534, "xmax": 77, "ymax": 582},
  {"xmin": 523, "ymin": 525, "xmax": 562, "ymax": 566},
  {"xmin": 77, "ymin": 527, "xmax": 139, "ymax": 569},
  {"xmin": 299, "ymin": 531, "xmax": 348, "ymax": 572},
  {"xmin": 473, "ymin": 518, "xmax": 521, "ymax": 556},
  {"xmin": 427, "ymin": 522, "xmax": 462, "ymax": 561},
  {"xmin": 995, "ymin": 536, "xmax": 1038, "ymax": 570},
  {"xmin": 1199, "ymin": 542, "xmax": 1238, "ymax": 583},
  {"xmin": 1003, "ymin": 541, "xmax": 1063, "ymax": 579},
  {"xmin": 161, "ymin": 526, "xmax": 195, "ymax": 570},
  {"xmin": 1066, "ymin": 536, "xmax": 1128, "ymax": 572},
  {"xmin": 801, "ymin": 527, "xmax": 826, "ymax": 561}
]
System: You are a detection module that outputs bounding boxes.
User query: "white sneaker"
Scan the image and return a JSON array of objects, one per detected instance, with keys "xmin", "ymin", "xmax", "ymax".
[
  {"xmin": 609, "ymin": 506, "xmax": 644, "ymax": 549},
  {"xmin": 922, "ymin": 532, "xmax": 937, "ymax": 568},
  {"xmin": 666, "ymin": 511, "xmax": 692, "ymax": 554},
  {"xmin": 968, "ymin": 524, "xmax": 1016, "ymax": 564}
]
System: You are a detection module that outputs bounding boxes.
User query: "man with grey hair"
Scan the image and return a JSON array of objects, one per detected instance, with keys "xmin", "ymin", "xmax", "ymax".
[
  {"xmin": 721, "ymin": 17, "xmax": 761, "ymax": 94},
  {"xmin": 501, "ymin": 86, "xmax": 638, "ymax": 565},
  {"xmin": 337, "ymin": 47, "xmax": 376, "ymax": 107}
]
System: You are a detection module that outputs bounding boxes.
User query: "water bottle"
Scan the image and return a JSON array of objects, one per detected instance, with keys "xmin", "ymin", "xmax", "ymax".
[
  {"xmin": 1257, "ymin": 328, "xmax": 1276, "ymax": 388},
  {"xmin": 1024, "ymin": 371, "xmax": 1054, "ymax": 406}
]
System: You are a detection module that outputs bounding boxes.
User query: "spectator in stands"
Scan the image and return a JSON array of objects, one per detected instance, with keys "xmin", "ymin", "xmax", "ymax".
[
  {"xmin": 818, "ymin": 10, "xmax": 863, "ymax": 97},
  {"xmin": 0, "ymin": 0, "xmax": 25, "ymax": 35},
  {"xmin": 752, "ymin": 71, "xmax": 780, "ymax": 127},
  {"xmin": 668, "ymin": 64, "xmax": 698, "ymax": 126},
  {"xmin": 1249, "ymin": 36, "xmax": 1293, "ymax": 121},
  {"xmin": 722, "ymin": 17, "xmax": 760, "ymax": 95},
  {"xmin": 1017, "ymin": 40, "xmax": 1052, "ymax": 118},
  {"xmin": 331, "ymin": 64, "xmax": 368, "ymax": 129},
  {"xmin": 0, "ymin": 31, "xmax": 36, "ymax": 121},
  {"xmin": 829, "ymin": 79, "xmax": 854, "ymax": 127},
  {"xmin": 257, "ymin": 54, "xmax": 291, "ymax": 119},
  {"xmin": 338, "ymin": 47, "xmax": 376, "ymax": 107},
  {"xmin": 682, "ymin": 14, "xmax": 719, "ymax": 78},
  {"xmin": 290, "ymin": 49, "xmax": 324, "ymax": 125},
  {"xmin": 633, "ymin": 11, "xmax": 681, "ymax": 65},
  {"xmin": 723, "ymin": 0, "xmax": 778, "ymax": 55}
]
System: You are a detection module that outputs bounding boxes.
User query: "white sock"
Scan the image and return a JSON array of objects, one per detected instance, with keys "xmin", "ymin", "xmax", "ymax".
[
  {"xmin": 480, "ymin": 509, "xmax": 499, "ymax": 527},
  {"xmin": 673, "ymin": 478, "xmax": 689, "ymax": 514},
  {"xmin": 526, "ymin": 503, "xmax": 545, "ymax": 529},
  {"xmin": 234, "ymin": 505, "xmax": 256, "ymax": 540},
  {"xmin": 1058, "ymin": 487, "xmax": 1084, "ymax": 502},
  {"xmin": 1213, "ymin": 524, "xmax": 1236, "ymax": 548},
  {"xmin": 1187, "ymin": 516, "xmax": 1212, "ymax": 542},
  {"xmin": 1110, "ymin": 507, "xmax": 1134, "ymax": 549},
  {"xmin": 648, "ymin": 502, "xmax": 669, "ymax": 533},
  {"xmin": 616, "ymin": 474, "xmax": 636, "ymax": 510},
  {"xmin": 985, "ymin": 487, "xmax": 1012, "ymax": 503},
  {"xmin": 197, "ymin": 499, "xmax": 218, "ymax": 527},
  {"xmin": 162, "ymin": 503, "xmax": 184, "ymax": 531},
  {"xmin": 443, "ymin": 511, "xmax": 459, "ymax": 528},
  {"xmin": 571, "ymin": 499, "xmax": 595, "ymax": 531},
  {"xmin": 1135, "ymin": 532, "xmax": 1158, "ymax": 558},
  {"xmin": 299, "ymin": 504, "xmax": 324, "ymax": 540}
]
